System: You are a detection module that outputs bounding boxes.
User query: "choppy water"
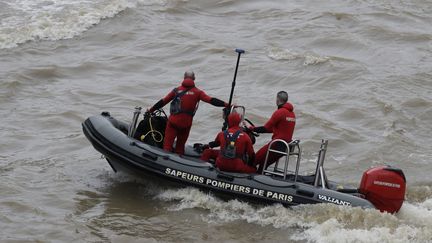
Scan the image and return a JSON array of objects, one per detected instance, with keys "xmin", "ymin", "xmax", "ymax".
[{"xmin": 1, "ymin": 0, "xmax": 432, "ymax": 242}]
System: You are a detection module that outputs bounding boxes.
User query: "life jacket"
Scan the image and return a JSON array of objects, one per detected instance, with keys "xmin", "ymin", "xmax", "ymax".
[
  {"xmin": 221, "ymin": 130, "xmax": 242, "ymax": 159},
  {"xmin": 169, "ymin": 87, "xmax": 195, "ymax": 116}
]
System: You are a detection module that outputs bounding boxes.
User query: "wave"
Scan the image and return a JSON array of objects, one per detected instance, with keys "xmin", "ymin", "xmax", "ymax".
[
  {"xmin": 156, "ymin": 186, "xmax": 432, "ymax": 242},
  {"xmin": 406, "ymin": 184, "xmax": 432, "ymax": 203},
  {"xmin": 0, "ymin": 0, "xmax": 166, "ymax": 49},
  {"xmin": 267, "ymin": 47, "xmax": 330, "ymax": 65}
]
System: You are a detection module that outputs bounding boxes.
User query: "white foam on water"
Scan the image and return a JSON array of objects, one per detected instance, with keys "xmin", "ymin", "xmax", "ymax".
[
  {"xmin": 268, "ymin": 47, "xmax": 302, "ymax": 61},
  {"xmin": 156, "ymin": 187, "xmax": 312, "ymax": 228},
  {"xmin": 406, "ymin": 185, "xmax": 432, "ymax": 203},
  {"xmin": 156, "ymin": 187, "xmax": 432, "ymax": 242},
  {"xmin": 398, "ymin": 199, "xmax": 432, "ymax": 227},
  {"xmin": 294, "ymin": 218, "xmax": 427, "ymax": 243},
  {"xmin": 296, "ymin": 201, "xmax": 432, "ymax": 242},
  {"xmin": 0, "ymin": 0, "xmax": 167, "ymax": 49},
  {"xmin": 421, "ymin": 198, "xmax": 432, "ymax": 210},
  {"xmin": 303, "ymin": 53, "xmax": 330, "ymax": 65},
  {"xmin": 267, "ymin": 47, "xmax": 330, "ymax": 65}
]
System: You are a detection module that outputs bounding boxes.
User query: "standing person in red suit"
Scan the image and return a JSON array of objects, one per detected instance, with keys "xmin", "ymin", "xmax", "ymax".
[
  {"xmin": 250, "ymin": 91, "xmax": 296, "ymax": 172},
  {"xmin": 148, "ymin": 71, "xmax": 227, "ymax": 155},
  {"xmin": 200, "ymin": 112, "xmax": 256, "ymax": 173}
]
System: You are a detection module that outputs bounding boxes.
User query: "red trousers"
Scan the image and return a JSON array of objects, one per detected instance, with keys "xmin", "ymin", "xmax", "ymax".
[
  {"xmin": 254, "ymin": 141, "xmax": 286, "ymax": 173},
  {"xmin": 200, "ymin": 148, "xmax": 219, "ymax": 162},
  {"xmin": 163, "ymin": 121, "xmax": 191, "ymax": 155},
  {"xmin": 201, "ymin": 149, "xmax": 256, "ymax": 173},
  {"xmin": 216, "ymin": 157, "xmax": 256, "ymax": 173}
]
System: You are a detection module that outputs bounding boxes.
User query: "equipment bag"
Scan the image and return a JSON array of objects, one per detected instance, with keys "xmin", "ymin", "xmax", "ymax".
[
  {"xmin": 170, "ymin": 88, "xmax": 192, "ymax": 115},
  {"xmin": 134, "ymin": 110, "xmax": 167, "ymax": 148},
  {"xmin": 221, "ymin": 130, "xmax": 242, "ymax": 159}
]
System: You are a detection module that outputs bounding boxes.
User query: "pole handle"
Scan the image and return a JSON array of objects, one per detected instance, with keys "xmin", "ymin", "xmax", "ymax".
[{"xmin": 222, "ymin": 48, "xmax": 245, "ymax": 130}]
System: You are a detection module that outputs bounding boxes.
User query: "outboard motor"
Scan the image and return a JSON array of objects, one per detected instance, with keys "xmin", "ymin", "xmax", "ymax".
[{"xmin": 359, "ymin": 166, "xmax": 406, "ymax": 213}]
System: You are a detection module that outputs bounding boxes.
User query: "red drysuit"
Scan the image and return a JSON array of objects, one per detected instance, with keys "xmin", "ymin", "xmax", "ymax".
[
  {"xmin": 150, "ymin": 78, "xmax": 226, "ymax": 155},
  {"xmin": 201, "ymin": 113, "xmax": 256, "ymax": 173},
  {"xmin": 253, "ymin": 102, "xmax": 296, "ymax": 172}
]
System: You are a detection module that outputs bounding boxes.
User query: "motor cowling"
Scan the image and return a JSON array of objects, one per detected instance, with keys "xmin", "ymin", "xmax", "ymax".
[{"xmin": 359, "ymin": 165, "xmax": 406, "ymax": 213}]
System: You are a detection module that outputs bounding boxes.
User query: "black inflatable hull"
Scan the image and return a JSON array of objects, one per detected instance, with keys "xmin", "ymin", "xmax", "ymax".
[{"xmin": 82, "ymin": 113, "xmax": 375, "ymax": 209}]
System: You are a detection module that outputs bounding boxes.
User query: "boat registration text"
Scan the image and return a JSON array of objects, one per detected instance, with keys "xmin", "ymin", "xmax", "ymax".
[{"xmin": 164, "ymin": 167, "xmax": 293, "ymax": 202}]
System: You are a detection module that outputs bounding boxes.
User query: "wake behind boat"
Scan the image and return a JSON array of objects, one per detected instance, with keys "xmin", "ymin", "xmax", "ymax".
[{"xmin": 82, "ymin": 107, "xmax": 406, "ymax": 213}]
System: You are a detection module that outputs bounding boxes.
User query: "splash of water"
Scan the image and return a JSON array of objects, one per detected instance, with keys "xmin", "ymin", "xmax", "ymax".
[
  {"xmin": 0, "ymin": 0, "xmax": 169, "ymax": 49},
  {"xmin": 156, "ymin": 186, "xmax": 432, "ymax": 242},
  {"xmin": 267, "ymin": 47, "xmax": 330, "ymax": 65}
]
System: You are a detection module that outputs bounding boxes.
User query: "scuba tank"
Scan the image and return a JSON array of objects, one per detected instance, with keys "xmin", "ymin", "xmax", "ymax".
[{"xmin": 134, "ymin": 109, "xmax": 168, "ymax": 148}]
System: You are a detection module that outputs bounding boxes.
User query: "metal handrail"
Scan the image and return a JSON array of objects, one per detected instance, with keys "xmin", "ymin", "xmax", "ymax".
[
  {"xmin": 319, "ymin": 166, "xmax": 326, "ymax": 189},
  {"xmin": 128, "ymin": 106, "xmax": 142, "ymax": 137},
  {"xmin": 313, "ymin": 139, "xmax": 328, "ymax": 187},
  {"xmin": 262, "ymin": 139, "xmax": 301, "ymax": 181},
  {"xmin": 230, "ymin": 105, "xmax": 246, "ymax": 123}
]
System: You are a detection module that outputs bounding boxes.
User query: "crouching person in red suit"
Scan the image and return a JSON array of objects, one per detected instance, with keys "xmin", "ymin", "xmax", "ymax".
[
  {"xmin": 148, "ymin": 71, "xmax": 227, "ymax": 155},
  {"xmin": 250, "ymin": 91, "xmax": 296, "ymax": 173},
  {"xmin": 200, "ymin": 113, "xmax": 256, "ymax": 173}
]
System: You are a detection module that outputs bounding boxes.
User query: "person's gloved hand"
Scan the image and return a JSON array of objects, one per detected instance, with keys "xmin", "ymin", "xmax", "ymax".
[
  {"xmin": 193, "ymin": 143, "xmax": 209, "ymax": 153},
  {"xmin": 144, "ymin": 109, "xmax": 151, "ymax": 118}
]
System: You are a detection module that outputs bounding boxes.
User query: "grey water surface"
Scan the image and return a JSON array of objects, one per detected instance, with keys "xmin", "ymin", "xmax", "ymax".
[{"xmin": 1, "ymin": 0, "xmax": 432, "ymax": 242}]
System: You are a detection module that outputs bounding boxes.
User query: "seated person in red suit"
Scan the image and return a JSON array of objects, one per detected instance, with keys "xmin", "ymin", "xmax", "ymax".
[
  {"xmin": 250, "ymin": 91, "xmax": 296, "ymax": 173},
  {"xmin": 200, "ymin": 112, "xmax": 256, "ymax": 173}
]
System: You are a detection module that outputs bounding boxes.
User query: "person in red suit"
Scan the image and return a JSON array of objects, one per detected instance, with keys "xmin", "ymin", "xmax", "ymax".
[
  {"xmin": 148, "ymin": 71, "xmax": 227, "ymax": 155},
  {"xmin": 200, "ymin": 112, "xmax": 256, "ymax": 173},
  {"xmin": 250, "ymin": 91, "xmax": 296, "ymax": 172}
]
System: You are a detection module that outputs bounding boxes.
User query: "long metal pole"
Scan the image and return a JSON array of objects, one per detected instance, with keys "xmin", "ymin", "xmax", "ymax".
[{"xmin": 223, "ymin": 48, "xmax": 245, "ymax": 130}]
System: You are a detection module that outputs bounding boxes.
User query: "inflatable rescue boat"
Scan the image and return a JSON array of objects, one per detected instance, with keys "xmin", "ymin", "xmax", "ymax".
[{"xmin": 82, "ymin": 107, "xmax": 406, "ymax": 213}]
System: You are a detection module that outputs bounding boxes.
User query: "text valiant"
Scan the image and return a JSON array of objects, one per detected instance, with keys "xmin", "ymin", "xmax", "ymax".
[{"xmin": 317, "ymin": 194, "xmax": 351, "ymax": 206}]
